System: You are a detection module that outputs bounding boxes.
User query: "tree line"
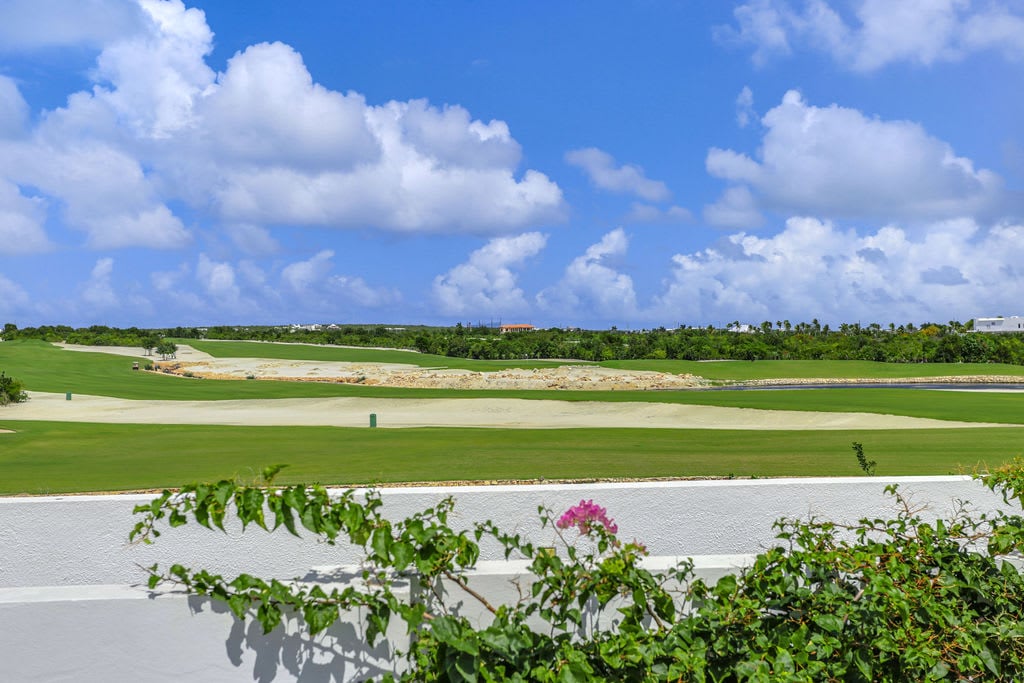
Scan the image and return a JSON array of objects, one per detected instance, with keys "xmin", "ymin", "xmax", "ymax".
[{"xmin": 6, "ymin": 320, "xmax": 1024, "ymax": 365}]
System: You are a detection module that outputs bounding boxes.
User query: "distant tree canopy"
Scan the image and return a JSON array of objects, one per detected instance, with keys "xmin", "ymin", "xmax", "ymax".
[
  {"xmin": 155, "ymin": 341, "xmax": 178, "ymax": 360},
  {"xmin": 7, "ymin": 319, "xmax": 1024, "ymax": 365}
]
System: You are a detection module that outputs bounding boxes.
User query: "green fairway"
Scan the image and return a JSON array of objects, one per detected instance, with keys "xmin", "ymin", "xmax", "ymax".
[
  {"xmin": 4, "ymin": 338, "xmax": 1024, "ymax": 494},
  {"xmin": 642, "ymin": 388, "xmax": 1024, "ymax": 425},
  {"xmin": 604, "ymin": 358, "xmax": 1024, "ymax": 380},
  {"xmin": 1, "ymin": 421, "xmax": 1020, "ymax": 495}
]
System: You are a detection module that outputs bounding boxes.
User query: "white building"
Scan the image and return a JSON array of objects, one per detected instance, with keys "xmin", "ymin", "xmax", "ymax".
[{"xmin": 974, "ymin": 316, "xmax": 1024, "ymax": 332}]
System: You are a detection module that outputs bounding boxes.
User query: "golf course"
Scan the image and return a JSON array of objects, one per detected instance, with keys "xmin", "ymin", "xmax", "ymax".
[{"xmin": 2, "ymin": 337, "xmax": 1023, "ymax": 494}]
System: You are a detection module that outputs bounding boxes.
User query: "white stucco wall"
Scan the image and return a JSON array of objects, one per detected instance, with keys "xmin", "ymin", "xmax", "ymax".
[
  {"xmin": 1, "ymin": 476, "xmax": 1005, "ymax": 588},
  {"xmin": 975, "ymin": 315, "xmax": 1024, "ymax": 332},
  {"xmin": 0, "ymin": 555, "xmax": 757, "ymax": 683},
  {"xmin": 1, "ymin": 476, "xmax": 1017, "ymax": 681}
]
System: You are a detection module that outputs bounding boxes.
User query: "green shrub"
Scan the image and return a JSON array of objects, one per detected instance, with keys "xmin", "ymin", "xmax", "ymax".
[{"xmin": 0, "ymin": 371, "xmax": 27, "ymax": 405}]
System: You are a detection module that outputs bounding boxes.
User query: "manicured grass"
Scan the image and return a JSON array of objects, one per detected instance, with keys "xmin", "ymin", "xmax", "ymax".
[
  {"xmin": 604, "ymin": 359, "xmax": 1024, "ymax": 381},
  {"xmin": 3, "ymin": 339, "xmax": 1023, "ymax": 495},
  {"xmin": 3, "ymin": 340, "xmax": 1024, "ymax": 424},
  {"xmin": 1, "ymin": 421, "xmax": 1020, "ymax": 495},
  {"xmin": 641, "ymin": 388, "xmax": 1024, "ymax": 425}
]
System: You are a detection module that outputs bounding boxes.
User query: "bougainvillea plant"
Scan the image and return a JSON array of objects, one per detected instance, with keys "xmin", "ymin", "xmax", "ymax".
[
  {"xmin": 132, "ymin": 466, "xmax": 1024, "ymax": 681},
  {"xmin": 555, "ymin": 499, "xmax": 618, "ymax": 535}
]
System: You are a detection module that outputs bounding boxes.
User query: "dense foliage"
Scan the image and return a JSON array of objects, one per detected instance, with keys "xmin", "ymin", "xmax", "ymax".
[
  {"xmin": 10, "ymin": 319, "xmax": 1024, "ymax": 365},
  {"xmin": 133, "ymin": 465, "xmax": 1024, "ymax": 681},
  {"xmin": 0, "ymin": 370, "xmax": 27, "ymax": 405}
]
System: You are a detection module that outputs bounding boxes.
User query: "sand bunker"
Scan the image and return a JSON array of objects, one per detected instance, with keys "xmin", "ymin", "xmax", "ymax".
[
  {"xmin": 160, "ymin": 358, "xmax": 710, "ymax": 391},
  {"xmin": 56, "ymin": 342, "xmax": 708, "ymax": 390},
  {"xmin": 55, "ymin": 343, "xmax": 214, "ymax": 361},
  {"xmin": 7, "ymin": 391, "xmax": 1006, "ymax": 430}
]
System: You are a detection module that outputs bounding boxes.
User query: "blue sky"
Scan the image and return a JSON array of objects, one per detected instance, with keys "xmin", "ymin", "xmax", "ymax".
[{"xmin": 0, "ymin": 0, "xmax": 1021, "ymax": 329}]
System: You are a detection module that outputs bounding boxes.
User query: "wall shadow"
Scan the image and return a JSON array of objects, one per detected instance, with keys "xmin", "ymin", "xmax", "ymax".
[{"xmin": 180, "ymin": 567, "xmax": 409, "ymax": 683}]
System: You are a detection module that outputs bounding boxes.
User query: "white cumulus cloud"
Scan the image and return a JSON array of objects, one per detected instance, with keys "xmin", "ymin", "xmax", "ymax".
[
  {"xmin": 224, "ymin": 223, "xmax": 280, "ymax": 256},
  {"xmin": 0, "ymin": 0, "xmax": 565, "ymax": 254},
  {"xmin": 717, "ymin": 0, "xmax": 1024, "ymax": 71},
  {"xmin": 703, "ymin": 186, "xmax": 764, "ymax": 230},
  {"xmin": 538, "ymin": 228, "xmax": 638, "ymax": 320},
  {"xmin": 565, "ymin": 148, "xmax": 672, "ymax": 202},
  {"xmin": 281, "ymin": 250, "xmax": 398, "ymax": 309},
  {"xmin": 93, "ymin": 0, "xmax": 215, "ymax": 138},
  {"xmin": 196, "ymin": 253, "xmax": 241, "ymax": 306},
  {"xmin": 625, "ymin": 203, "xmax": 693, "ymax": 224},
  {"xmin": 0, "ymin": 180, "xmax": 52, "ymax": 253},
  {"xmin": 0, "ymin": 0, "xmax": 147, "ymax": 51},
  {"xmin": 81, "ymin": 257, "xmax": 118, "ymax": 308},
  {"xmin": 433, "ymin": 232, "xmax": 547, "ymax": 316},
  {"xmin": 704, "ymin": 90, "xmax": 1004, "ymax": 226},
  {"xmin": 0, "ymin": 273, "xmax": 31, "ymax": 315},
  {"xmin": 655, "ymin": 216, "xmax": 1024, "ymax": 324},
  {"xmin": 197, "ymin": 42, "xmax": 377, "ymax": 169},
  {"xmin": 0, "ymin": 76, "xmax": 29, "ymax": 138},
  {"xmin": 735, "ymin": 85, "xmax": 756, "ymax": 128},
  {"xmin": 282, "ymin": 250, "xmax": 335, "ymax": 293}
]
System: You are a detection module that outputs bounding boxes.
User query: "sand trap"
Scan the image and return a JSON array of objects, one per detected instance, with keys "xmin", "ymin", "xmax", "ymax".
[
  {"xmin": 5, "ymin": 391, "xmax": 1006, "ymax": 430},
  {"xmin": 54, "ymin": 342, "xmax": 707, "ymax": 390},
  {"xmin": 55, "ymin": 343, "xmax": 215, "ymax": 361}
]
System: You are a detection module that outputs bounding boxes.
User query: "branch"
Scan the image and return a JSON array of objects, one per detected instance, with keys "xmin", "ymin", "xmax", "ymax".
[{"xmin": 443, "ymin": 570, "xmax": 498, "ymax": 615}]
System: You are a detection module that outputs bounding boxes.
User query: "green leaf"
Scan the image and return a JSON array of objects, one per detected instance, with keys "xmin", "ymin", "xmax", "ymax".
[
  {"xmin": 261, "ymin": 463, "xmax": 288, "ymax": 483},
  {"xmin": 928, "ymin": 660, "xmax": 950, "ymax": 678},
  {"xmin": 213, "ymin": 480, "xmax": 234, "ymax": 507},
  {"xmin": 451, "ymin": 652, "xmax": 479, "ymax": 683},
  {"xmin": 813, "ymin": 614, "xmax": 844, "ymax": 634},
  {"xmin": 256, "ymin": 601, "xmax": 282, "ymax": 634},
  {"xmin": 391, "ymin": 541, "xmax": 415, "ymax": 572},
  {"xmin": 852, "ymin": 650, "xmax": 872, "ymax": 680},
  {"xmin": 281, "ymin": 486, "xmax": 306, "ymax": 513},
  {"xmin": 372, "ymin": 523, "xmax": 393, "ymax": 560},
  {"xmin": 303, "ymin": 603, "xmax": 338, "ymax": 635},
  {"xmin": 978, "ymin": 645, "xmax": 1000, "ymax": 677},
  {"xmin": 168, "ymin": 509, "xmax": 187, "ymax": 528},
  {"xmin": 227, "ymin": 593, "xmax": 249, "ymax": 620}
]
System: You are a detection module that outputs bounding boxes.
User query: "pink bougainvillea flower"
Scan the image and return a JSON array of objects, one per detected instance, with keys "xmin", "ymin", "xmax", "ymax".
[{"xmin": 556, "ymin": 499, "xmax": 618, "ymax": 535}]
